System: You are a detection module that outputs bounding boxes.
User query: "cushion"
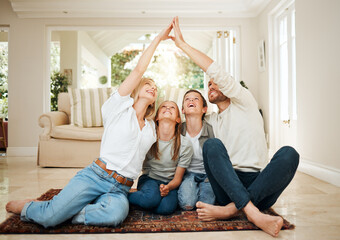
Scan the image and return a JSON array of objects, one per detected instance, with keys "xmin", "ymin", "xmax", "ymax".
[
  {"xmin": 51, "ymin": 125, "xmax": 104, "ymax": 141},
  {"xmin": 58, "ymin": 92, "xmax": 71, "ymax": 121},
  {"xmin": 68, "ymin": 88, "xmax": 112, "ymax": 127}
]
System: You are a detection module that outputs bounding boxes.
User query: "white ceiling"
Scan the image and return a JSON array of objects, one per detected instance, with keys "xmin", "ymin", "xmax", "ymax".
[
  {"xmin": 85, "ymin": 30, "xmax": 216, "ymax": 56},
  {"xmin": 10, "ymin": 0, "xmax": 270, "ymax": 56},
  {"xmin": 9, "ymin": 0, "xmax": 271, "ymax": 18}
]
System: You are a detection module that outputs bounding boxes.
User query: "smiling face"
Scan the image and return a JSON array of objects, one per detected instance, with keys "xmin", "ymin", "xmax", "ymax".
[
  {"xmin": 138, "ymin": 79, "xmax": 158, "ymax": 103},
  {"xmin": 207, "ymin": 79, "xmax": 228, "ymax": 104},
  {"xmin": 156, "ymin": 101, "xmax": 181, "ymax": 124},
  {"xmin": 131, "ymin": 78, "xmax": 158, "ymax": 120},
  {"xmin": 182, "ymin": 91, "xmax": 207, "ymax": 119}
]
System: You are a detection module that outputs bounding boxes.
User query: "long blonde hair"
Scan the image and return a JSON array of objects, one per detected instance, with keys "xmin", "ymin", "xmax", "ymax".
[
  {"xmin": 130, "ymin": 78, "xmax": 157, "ymax": 120},
  {"xmin": 150, "ymin": 101, "xmax": 182, "ymax": 161}
]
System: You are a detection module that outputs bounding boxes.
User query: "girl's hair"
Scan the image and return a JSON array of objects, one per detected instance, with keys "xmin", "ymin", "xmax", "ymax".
[
  {"xmin": 182, "ymin": 89, "xmax": 208, "ymax": 120},
  {"xmin": 150, "ymin": 101, "xmax": 182, "ymax": 161},
  {"xmin": 130, "ymin": 78, "xmax": 157, "ymax": 120}
]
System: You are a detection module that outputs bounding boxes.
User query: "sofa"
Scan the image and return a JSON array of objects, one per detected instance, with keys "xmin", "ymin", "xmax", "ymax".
[
  {"xmin": 37, "ymin": 87, "xmax": 212, "ymax": 168},
  {"xmin": 38, "ymin": 92, "xmax": 103, "ymax": 167}
]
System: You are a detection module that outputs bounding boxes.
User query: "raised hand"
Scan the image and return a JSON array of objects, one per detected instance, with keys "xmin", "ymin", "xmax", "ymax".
[
  {"xmin": 170, "ymin": 16, "xmax": 213, "ymax": 72},
  {"xmin": 170, "ymin": 16, "xmax": 186, "ymax": 48},
  {"xmin": 157, "ymin": 22, "xmax": 173, "ymax": 41},
  {"xmin": 118, "ymin": 18, "xmax": 173, "ymax": 97}
]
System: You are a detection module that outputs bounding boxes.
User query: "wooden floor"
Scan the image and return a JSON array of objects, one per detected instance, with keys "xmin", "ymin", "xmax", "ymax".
[{"xmin": 0, "ymin": 156, "xmax": 339, "ymax": 240}]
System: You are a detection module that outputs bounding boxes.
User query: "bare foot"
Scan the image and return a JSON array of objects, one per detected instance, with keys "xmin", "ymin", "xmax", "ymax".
[
  {"xmin": 6, "ymin": 199, "xmax": 35, "ymax": 214},
  {"xmin": 244, "ymin": 202, "xmax": 283, "ymax": 237},
  {"xmin": 196, "ymin": 201, "xmax": 239, "ymax": 221}
]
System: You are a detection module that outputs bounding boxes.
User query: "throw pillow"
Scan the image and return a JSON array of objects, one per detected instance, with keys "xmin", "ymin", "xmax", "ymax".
[{"xmin": 68, "ymin": 87, "xmax": 112, "ymax": 127}]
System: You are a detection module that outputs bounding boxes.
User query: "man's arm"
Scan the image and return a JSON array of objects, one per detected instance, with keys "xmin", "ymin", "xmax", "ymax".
[
  {"xmin": 171, "ymin": 17, "xmax": 257, "ymax": 108},
  {"xmin": 170, "ymin": 16, "xmax": 213, "ymax": 72}
]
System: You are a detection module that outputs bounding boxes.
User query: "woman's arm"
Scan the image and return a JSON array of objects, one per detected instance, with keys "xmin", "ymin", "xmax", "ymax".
[
  {"xmin": 118, "ymin": 22, "xmax": 173, "ymax": 97},
  {"xmin": 160, "ymin": 167, "xmax": 186, "ymax": 197}
]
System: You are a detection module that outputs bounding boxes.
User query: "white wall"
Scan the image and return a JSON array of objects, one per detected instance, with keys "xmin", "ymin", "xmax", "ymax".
[
  {"xmin": 78, "ymin": 31, "xmax": 110, "ymax": 88},
  {"xmin": 295, "ymin": 0, "xmax": 340, "ymax": 185},
  {"xmin": 257, "ymin": 0, "xmax": 340, "ymax": 186},
  {"xmin": 59, "ymin": 31, "xmax": 80, "ymax": 88},
  {"xmin": 255, "ymin": 0, "xmax": 280, "ymax": 140},
  {"xmin": 0, "ymin": 0, "xmax": 259, "ymax": 156}
]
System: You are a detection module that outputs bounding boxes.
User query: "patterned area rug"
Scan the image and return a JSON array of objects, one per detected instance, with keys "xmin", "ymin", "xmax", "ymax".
[{"xmin": 0, "ymin": 189, "xmax": 294, "ymax": 234}]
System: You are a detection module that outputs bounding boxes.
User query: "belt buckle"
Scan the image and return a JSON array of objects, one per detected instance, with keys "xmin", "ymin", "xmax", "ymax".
[{"xmin": 115, "ymin": 173, "xmax": 126, "ymax": 185}]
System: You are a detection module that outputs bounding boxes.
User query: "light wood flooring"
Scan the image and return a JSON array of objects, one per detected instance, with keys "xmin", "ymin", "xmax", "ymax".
[{"xmin": 0, "ymin": 156, "xmax": 339, "ymax": 240}]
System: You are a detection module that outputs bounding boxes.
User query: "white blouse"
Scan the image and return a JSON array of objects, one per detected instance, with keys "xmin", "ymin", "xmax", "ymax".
[{"xmin": 100, "ymin": 90, "xmax": 157, "ymax": 179}]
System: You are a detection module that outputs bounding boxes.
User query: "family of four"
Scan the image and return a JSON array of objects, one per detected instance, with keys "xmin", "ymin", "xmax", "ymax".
[{"xmin": 6, "ymin": 17, "xmax": 299, "ymax": 237}]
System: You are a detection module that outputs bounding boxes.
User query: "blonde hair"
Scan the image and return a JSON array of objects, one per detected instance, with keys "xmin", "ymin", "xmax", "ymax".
[
  {"xmin": 130, "ymin": 78, "xmax": 157, "ymax": 120},
  {"xmin": 150, "ymin": 101, "xmax": 182, "ymax": 161}
]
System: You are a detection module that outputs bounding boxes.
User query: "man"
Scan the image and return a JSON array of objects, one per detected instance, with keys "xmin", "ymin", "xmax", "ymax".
[
  {"xmin": 170, "ymin": 16, "xmax": 299, "ymax": 237},
  {"xmin": 178, "ymin": 90, "xmax": 215, "ymax": 210}
]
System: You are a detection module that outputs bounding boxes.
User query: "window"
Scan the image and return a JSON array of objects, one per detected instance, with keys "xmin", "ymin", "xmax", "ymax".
[
  {"xmin": 0, "ymin": 28, "xmax": 9, "ymax": 120},
  {"xmin": 213, "ymin": 29, "xmax": 240, "ymax": 81},
  {"xmin": 277, "ymin": 5, "xmax": 296, "ymax": 121}
]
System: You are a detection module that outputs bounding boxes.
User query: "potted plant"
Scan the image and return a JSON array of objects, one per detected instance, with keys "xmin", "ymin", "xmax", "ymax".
[{"xmin": 50, "ymin": 71, "xmax": 68, "ymax": 111}]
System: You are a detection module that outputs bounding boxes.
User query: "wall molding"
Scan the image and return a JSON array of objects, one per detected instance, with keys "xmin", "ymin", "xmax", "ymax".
[
  {"xmin": 298, "ymin": 157, "xmax": 340, "ymax": 187},
  {"xmin": 268, "ymin": 149, "xmax": 340, "ymax": 187},
  {"xmin": 6, "ymin": 147, "xmax": 38, "ymax": 157}
]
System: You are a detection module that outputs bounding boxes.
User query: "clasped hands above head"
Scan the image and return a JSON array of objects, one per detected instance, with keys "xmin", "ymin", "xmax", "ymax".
[{"xmin": 157, "ymin": 16, "xmax": 186, "ymax": 49}]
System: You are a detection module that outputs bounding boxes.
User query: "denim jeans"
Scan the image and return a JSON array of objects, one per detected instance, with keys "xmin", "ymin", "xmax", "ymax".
[
  {"xmin": 178, "ymin": 171, "xmax": 215, "ymax": 210},
  {"xmin": 21, "ymin": 159, "xmax": 131, "ymax": 228},
  {"xmin": 203, "ymin": 138, "xmax": 299, "ymax": 210},
  {"xmin": 128, "ymin": 175, "xmax": 178, "ymax": 215}
]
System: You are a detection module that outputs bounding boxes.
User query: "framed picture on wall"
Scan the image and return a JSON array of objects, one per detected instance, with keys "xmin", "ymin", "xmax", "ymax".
[{"xmin": 258, "ymin": 40, "xmax": 266, "ymax": 72}]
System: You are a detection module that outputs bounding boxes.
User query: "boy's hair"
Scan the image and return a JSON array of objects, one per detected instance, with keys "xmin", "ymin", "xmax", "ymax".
[
  {"xmin": 150, "ymin": 101, "xmax": 182, "ymax": 161},
  {"xmin": 182, "ymin": 89, "xmax": 208, "ymax": 120},
  {"xmin": 130, "ymin": 78, "xmax": 156, "ymax": 120}
]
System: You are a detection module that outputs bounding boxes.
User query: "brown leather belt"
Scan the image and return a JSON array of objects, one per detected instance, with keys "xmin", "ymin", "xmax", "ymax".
[{"xmin": 95, "ymin": 159, "xmax": 133, "ymax": 187}]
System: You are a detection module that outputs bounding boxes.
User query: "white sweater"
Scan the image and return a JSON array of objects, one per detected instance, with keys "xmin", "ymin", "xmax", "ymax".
[{"xmin": 205, "ymin": 62, "xmax": 268, "ymax": 172}]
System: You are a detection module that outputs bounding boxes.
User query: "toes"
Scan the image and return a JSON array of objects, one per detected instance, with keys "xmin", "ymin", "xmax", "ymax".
[{"xmin": 196, "ymin": 208, "xmax": 204, "ymax": 213}]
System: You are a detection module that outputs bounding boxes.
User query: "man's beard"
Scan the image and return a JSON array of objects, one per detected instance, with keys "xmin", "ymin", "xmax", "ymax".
[{"xmin": 208, "ymin": 92, "xmax": 228, "ymax": 104}]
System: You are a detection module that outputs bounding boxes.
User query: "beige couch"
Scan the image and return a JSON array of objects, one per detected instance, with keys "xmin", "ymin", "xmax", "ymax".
[{"xmin": 38, "ymin": 92, "xmax": 103, "ymax": 167}]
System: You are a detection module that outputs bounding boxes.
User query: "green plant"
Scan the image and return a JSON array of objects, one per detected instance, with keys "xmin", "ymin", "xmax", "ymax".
[
  {"xmin": 0, "ymin": 43, "xmax": 8, "ymax": 120},
  {"xmin": 0, "ymin": 97, "xmax": 8, "ymax": 120},
  {"xmin": 99, "ymin": 75, "xmax": 108, "ymax": 85},
  {"xmin": 240, "ymin": 80, "xmax": 248, "ymax": 89},
  {"xmin": 111, "ymin": 50, "xmax": 141, "ymax": 86},
  {"xmin": 50, "ymin": 71, "xmax": 68, "ymax": 111}
]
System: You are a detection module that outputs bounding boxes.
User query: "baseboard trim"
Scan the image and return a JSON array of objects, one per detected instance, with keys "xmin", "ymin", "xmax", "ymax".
[
  {"xmin": 6, "ymin": 147, "xmax": 38, "ymax": 157},
  {"xmin": 268, "ymin": 149, "xmax": 340, "ymax": 187},
  {"xmin": 298, "ymin": 158, "xmax": 340, "ymax": 187}
]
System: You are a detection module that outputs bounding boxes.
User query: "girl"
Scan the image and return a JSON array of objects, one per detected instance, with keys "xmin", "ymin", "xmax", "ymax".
[
  {"xmin": 6, "ymin": 22, "xmax": 173, "ymax": 228},
  {"xmin": 128, "ymin": 101, "xmax": 193, "ymax": 215}
]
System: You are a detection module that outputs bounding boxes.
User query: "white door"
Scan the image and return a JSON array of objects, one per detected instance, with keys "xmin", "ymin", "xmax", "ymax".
[{"xmin": 277, "ymin": 4, "xmax": 297, "ymax": 147}]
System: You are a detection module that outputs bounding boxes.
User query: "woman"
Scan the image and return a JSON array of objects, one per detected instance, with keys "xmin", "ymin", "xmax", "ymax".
[
  {"xmin": 128, "ymin": 101, "xmax": 193, "ymax": 215},
  {"xmin": 6, "ymin": 22, "xmax": 173, "ymax": 228}
]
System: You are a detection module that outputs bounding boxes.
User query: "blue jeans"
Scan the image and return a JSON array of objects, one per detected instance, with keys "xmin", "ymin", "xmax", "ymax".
[
  {"xmin": 178, "ymin": 171, "xmax": 215, "ymax": 210},
  {"xmin": 21, "ymin": 159, "xmax": 131, "ymax": 228},
  {"xmin": 203, "ymin": 138, "xmax": 299, "ymax": 210},
  {"xmin": 128, "ymin": 175, "xmax": 178, "ymax": 215}
]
